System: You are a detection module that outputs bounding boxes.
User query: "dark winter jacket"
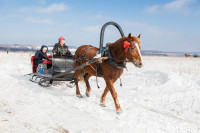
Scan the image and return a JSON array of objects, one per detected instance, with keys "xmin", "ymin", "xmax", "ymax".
[
  {"xmin": 52, "ymin": 43, "xmax": 73, "ymax": 57},
  {"xmin": 33, "ymin": 45, "xmax": 48, "ymax": 66}
]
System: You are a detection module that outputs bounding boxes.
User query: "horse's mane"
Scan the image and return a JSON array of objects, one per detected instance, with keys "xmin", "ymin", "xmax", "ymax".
[
  {"xmin": 108, "ymin": 36, "xmax": 141, "ymax": 62},
  {"xmin": 108, "ymin": 37, "xmax": 128, "ymax": 62},
  {"xmin": 111, "ymin": 36, "xmax": 141, "ymax": 47}
]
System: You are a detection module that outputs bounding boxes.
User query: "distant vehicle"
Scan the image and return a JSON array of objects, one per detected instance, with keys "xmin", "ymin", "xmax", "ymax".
[
  {"xmin": 185, "ymin": 54, "xmax": 199, "ymax": 58},
  {"xmin": 185, "ymin": 54, "xmax": 192, "ymax": 57},
  {"xmin": 193, "ymin": 54, "xmax": 198, "ymax": 57}
]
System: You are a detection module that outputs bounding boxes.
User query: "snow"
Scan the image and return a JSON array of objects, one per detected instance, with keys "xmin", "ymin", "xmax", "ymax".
[{"xmin": 0, "ymin": 52, "xmax": 200, "ymax": 133}]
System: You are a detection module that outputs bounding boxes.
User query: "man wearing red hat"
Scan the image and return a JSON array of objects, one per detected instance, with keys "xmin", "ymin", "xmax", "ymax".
[{"xmin": 52, "ymin": 36, "xmax": 73, "ymax": 57}]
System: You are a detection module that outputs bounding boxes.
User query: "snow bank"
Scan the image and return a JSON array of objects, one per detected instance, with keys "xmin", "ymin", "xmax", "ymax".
[{"xmin": 0, "ymin": 52, "xmax": 200, "ymax": 133}]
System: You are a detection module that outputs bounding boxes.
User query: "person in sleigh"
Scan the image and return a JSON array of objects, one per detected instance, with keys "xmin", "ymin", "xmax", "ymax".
[
  {"xmin": 33, "ymin": 45, "xmax": 48, "ymax": 66},
  {"xmin": 52, "ymin": 36, "xmax": 73, "ymax": 57}
]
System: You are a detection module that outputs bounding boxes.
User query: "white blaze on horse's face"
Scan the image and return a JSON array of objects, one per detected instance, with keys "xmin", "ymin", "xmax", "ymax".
[
  {"xmin": 135, "ymin": 43, "xmax": 143, "ymax": 64},
  {"xmin": 129, "ymin": 41, "xmax": 143, "ymax": 68}
]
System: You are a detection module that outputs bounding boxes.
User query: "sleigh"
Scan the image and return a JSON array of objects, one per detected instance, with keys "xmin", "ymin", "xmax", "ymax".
[
  {"xmin": 28, "ymin": 22, "xmax": 126, "ymax": 87},
  {"xmin": 27, "ymin": 21, "xmax": 143, "ymax": 113}
]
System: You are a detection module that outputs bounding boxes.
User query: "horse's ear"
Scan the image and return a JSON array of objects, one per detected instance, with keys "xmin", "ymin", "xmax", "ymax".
[
  {"xmin": 138, "ymin": 34, "xmax": 141, "ymax": 38},
  {"xmin": 128, "ymin": 33, "xmax": 131, "ymax": 39}
]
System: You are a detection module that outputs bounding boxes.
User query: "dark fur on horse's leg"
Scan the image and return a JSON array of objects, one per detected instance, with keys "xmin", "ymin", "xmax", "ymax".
[
  {"xmin": 75, "ymin": 71, "xmax": 83, "ymax": 98},
  {"xmin": 100, "ymin": 86, "xmax": 109, "ymax": 107},
  {"xmin": 84, "ymin": 73, "xmax": 91, "ymax": 97},
  {"xmin": 106, "ymin": 80, "xmax": 122, "ymax": 113}
]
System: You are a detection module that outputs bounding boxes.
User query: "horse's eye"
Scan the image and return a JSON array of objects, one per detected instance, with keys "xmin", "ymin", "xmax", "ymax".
[{"xmin": 131, "ymin": 47, "xmax": 134, "ymax": 50}]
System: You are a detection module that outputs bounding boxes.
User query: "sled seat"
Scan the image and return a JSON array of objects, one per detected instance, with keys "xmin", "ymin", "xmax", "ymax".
[
  {"xmin": 31, "ymin": 56, "xmax": 37, "ymax": 73},
  {"xmin": 31, "ymin": 56, "xmax": 52, "ymax": 73}
]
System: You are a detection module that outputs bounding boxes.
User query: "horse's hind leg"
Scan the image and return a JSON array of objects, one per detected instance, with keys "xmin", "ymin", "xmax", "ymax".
[
  {"xmin": 75, "ymin": 70, "xmax": 82, "ymax": 98},
  {"xmin": 84, "ymin": 73, "xmax": 92, "ymax": 97}
]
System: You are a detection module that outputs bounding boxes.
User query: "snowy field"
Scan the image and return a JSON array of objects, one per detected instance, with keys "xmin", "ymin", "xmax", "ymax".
[{"xmin": 1, "ymin": 52, "xmax": 200, "ymax": 133}]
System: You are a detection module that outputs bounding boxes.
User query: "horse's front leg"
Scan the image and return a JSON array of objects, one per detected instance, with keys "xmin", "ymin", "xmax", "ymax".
[
  {"xmin": 106, "ymin": 80, "xmax": 122, "ymax": 113},
  {"xmin": 100, "ymin": 86, "xmax": 109, "ymax": 107}
]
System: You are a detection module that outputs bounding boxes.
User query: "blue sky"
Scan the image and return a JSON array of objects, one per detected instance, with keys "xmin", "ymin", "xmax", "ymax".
[{"xmin": 0, "ymin": 0, "xmax": 200, "ymax": 52}]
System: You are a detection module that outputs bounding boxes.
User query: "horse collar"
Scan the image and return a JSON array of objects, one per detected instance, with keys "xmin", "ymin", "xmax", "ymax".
[{"xmin": 104, "ymin": 44, "xmax": 126, "ymax": 69}]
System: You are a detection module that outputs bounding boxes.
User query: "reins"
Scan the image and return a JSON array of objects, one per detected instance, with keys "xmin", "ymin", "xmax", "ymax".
[{"xmin": 74, "ymin": 42, "xmax": 136, "ymax": 88}]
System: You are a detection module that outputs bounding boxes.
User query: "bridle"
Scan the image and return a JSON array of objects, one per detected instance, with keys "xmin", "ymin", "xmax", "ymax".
[
  {"xmin": 127, "ymin": 41, "xmax": 140, "ymax": 65},
  {"xmin": 104, "ymin": 40, "xmax": 140, "ymax": 69}
]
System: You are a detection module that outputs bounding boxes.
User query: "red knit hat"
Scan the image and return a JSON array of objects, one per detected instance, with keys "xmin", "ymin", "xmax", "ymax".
[{"xmin": 58, "ymin": 36, "xmax": 65, "ymax": 42}]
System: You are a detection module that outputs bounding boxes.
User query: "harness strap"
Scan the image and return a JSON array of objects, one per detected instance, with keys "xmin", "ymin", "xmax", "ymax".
[
  {"xmin": 74, "ymin": 47, "xmax": 95, "ymax": 63},
  {"xmin": 74, "ymin": 46, "xmax": 103, "ymax": 88},
  {"xmin": 96, "ymin": 62, "xmax": 103, "ymax": 77},
  {"xmin": 104, "ymin": 44, "xmax": 126, "ymax": 69},
  {"xmin": 128, "ymin": 49, "xmax": 134, "ymax": 62},
  {"xmin": 81, "ymin": 47, "xmax": 93, "ymax": 58}
]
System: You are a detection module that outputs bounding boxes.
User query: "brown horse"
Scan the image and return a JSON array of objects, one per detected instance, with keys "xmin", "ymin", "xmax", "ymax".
[{"xmin": 74, "ymin": 33, "xmax": 143, "ymax": 113}]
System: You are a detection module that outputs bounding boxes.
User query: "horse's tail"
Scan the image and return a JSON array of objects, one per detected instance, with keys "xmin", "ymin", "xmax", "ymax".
[{"xmin": 79, "ymin": 69, "xmax": 85, "ymax": 82}]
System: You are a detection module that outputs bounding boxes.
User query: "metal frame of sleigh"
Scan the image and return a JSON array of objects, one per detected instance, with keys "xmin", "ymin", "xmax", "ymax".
[{"xmin": 27, "ymin": 21, "xmax": 125, "ymax": 87}]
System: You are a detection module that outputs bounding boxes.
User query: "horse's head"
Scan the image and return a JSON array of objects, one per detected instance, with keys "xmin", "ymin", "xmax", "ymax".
[{"xmin": 124, "ymin": 33, "xmax": 143, "ymax": 68}]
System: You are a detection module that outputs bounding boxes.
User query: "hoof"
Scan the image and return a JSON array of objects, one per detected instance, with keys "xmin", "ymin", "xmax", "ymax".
[
  {"xmin": 100, "ymin": 103, "xmax": 106, "ymax": 107},
  {"xmin": 76, "ymin": 94, "xmax": 83, "ymax": 98},
  {"xmin": 85, "ymin": 92, "xmax": 91, "ymax": 97},
  {"xmin": 116, "ymin": 109, "xmax": 123, "ymax": 115}
]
